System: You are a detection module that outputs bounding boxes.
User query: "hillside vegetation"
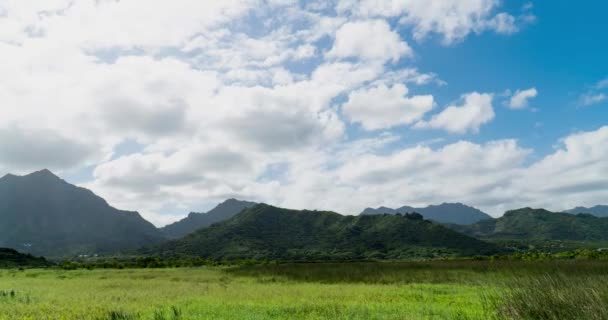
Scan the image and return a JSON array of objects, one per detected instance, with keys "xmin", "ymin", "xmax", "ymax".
[
  {"xmin": 449, "ymin": 207, "xmax": 608, "ymax": 241},
  {"xmin": 565, "ymin": 205, "xmax": 608, "ymax": 217},
  {"xmin": 362, "ymin": 203, "xmax": 492, "ymax": 225},
  {"xmin": 0, "ymin": 248, "xmax": 49, "ymax": 268},
  {"xmin": 161, "ymin": 199, "xmax": 256, "ymax": 239},
  {"xmin": 149, "ymin": 204, "xmax": 500, "ymax": 260}
]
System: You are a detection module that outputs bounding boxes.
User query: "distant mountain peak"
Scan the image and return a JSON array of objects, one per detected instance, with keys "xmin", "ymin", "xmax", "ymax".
[
  {"xmin": 0, "ymin": 169, "xmax": 66, "ymax": 186},
  {"xmin": 32, "ymin": 168, "xmax": 53, "ymax": 174},
  {"xmin": 448, "ymin": 207, "xmax": 608, "ymax": 241},
  {"xmin": 565, "ymin": 205, "xmax": 608, "ymax": 217},
  {"xmin": 362, "ymin": 202, "xmax": 492, "ymax": 225},
  {"xmin": 570, "ymin": 205, "xmax": 608, "ymax": 211},
  {"xmin": 504, "ymin": 207, "xmax": 552, "ymax": 216},
  {"xmin": 25, "ymin": 169, "xmax": 61, "ymax": 179},
  {"xmin": 3, "ymin": 169, "xmax": 65, "ymax": 183},
  {"xmin": 0, "ymin": 169, "xmax": 164, "ymax": 256},
  {"xmin": 437, "ymin": 202, "xmax": 466, "ymax": 207},
  {"xmin": 218, "ymin": 198, "xmax": 251, "ymax": 206},
  {"xmin": 160, "ymin": 198, "xmax": 258, "ymax": 239},
  {"xmin": 0, "ymin": 173, "xmax": 17, "ymax": 181}
]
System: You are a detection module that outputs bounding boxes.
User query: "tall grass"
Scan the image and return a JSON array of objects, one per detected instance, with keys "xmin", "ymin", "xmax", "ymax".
[
  {"xmin": 488, "ymin": 273, "xmax": 608, "ymax": 320},
  {"xmin": 2, "ymin": 261, "xmax": 608, "ymax": 319},
  {"xmin": 229, "ymin": 260, "xmax": 608, "ymax": 319},
  {"xmin": 151, "ymin": 306, "xmax": 182, "ymax": 320},
  {"xmin": 226, "ymin": 260, "xmax": 608, "ymax": 284}
]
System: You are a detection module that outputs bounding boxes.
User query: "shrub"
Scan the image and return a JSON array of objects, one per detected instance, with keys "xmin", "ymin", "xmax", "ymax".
[{"xmin": 102, "ymin": 311, "xmax": 136, "ymax": 320}]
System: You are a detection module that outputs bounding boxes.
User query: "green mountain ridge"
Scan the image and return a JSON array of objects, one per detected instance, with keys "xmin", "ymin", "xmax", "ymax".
[
  {"xmin": 148, "ymin": 204, "xmax": 500, "ymax": 261},
  {"xmin": 361, "ymin": 203, "xmax": 492, "ymax": 225},
  {"xmin": 0, "ymin": 248, "xmax": 50, "ymax": 268},
  {"xmin": 161, "ymin": 199, "xmax": 257, "ymax": 239},
  {"xmin": 448, "ymin": 207, "xmax": 608, "ymax": 241},
  {"xmin": 564, "ymin": 205, "xmax": 608, "ymax": 217},
  {"xmin": 5, "ymin": 170, "xmax": 607, "ymax": 260},
  {"xmin": 0, "ymin": 170, "xmax": 165, "ymax": 257}
]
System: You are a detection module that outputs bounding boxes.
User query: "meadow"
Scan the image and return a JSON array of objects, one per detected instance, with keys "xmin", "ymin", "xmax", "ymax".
[{"xmin": 1, "ymin": 260, "xmax": 607, "ymax": 320}]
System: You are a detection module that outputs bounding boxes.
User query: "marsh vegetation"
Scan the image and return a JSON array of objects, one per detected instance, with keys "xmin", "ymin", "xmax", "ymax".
[{"xmin": 1, "ymin": 260, "xmax": 608, "ymax": 319}]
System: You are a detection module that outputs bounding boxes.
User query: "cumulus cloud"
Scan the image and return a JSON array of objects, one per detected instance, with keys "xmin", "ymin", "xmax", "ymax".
[
  {"xmin": 7, "ymin": 1, "xmax": 256, "ymax": 49},
  {"xmin": 0, "ymin": 126, "xmax": 104, "ymax": 174},
  {"xmin": 6, "ymin": 0, "xmax": 593, "ymax": 227},
  {"xmin": 326, "ymin": 19, "xmax": 412, "ymax": 63},
  {"xmin": 519, "ymin": 126, "xmax": 608, "ymax": 210},
  {"xmin": 415, "ymin": 92, "xmax": 495, "ymax": 133},
  {"xmin": 271, "ymin": 126, "xmax": 608, "ymax": 217},
  {"xmin": 327, "ymin": 139, "xmax": 529, "ymax": 213},
  {"xmin": 342, "ymin": 84, "xmax": 434, "ymax": 130},
  {"xmin": 221, "ymin": 109, "xmax": 344, "ymax": 152},
  {"xmin": 508, "ymin": 87, "xmax": 538, "ymax": 109},
  {"xmin": 93, "ymin": 145, "xmax": 259, "ymax": 193},
  {"xmin": 336, "ymin": 0, "xmax": 529, "ymax": 44},
  {"xmin": 87, "ymin": 125, "xmax": 608, "ymax": 225}
]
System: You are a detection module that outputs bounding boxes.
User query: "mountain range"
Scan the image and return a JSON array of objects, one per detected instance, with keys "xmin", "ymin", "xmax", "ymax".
[
  {"xmin": 161, "ymin": 199, "xmax": 257, "ymax": 239},
  {"xmin": 0, "ymin": 170, "xmax": 164, "ymax": 257},
  {"xmin": 564, "ymin": 205, "xmax": 608, "ymax": 217},
  {"xmin": 148, "ymin": 204, "xmax": 500, "ymax": 260},
  {"xmin": 361, "ymin": 203, "xmax": 493, "ymax": 225},
  {"xmin": 448, "ymin": 208, "xmax": 608, "ymax": 241},
  {"xmin": 2, "ymin": 169, "xmax": 608, "ymax": 260}
]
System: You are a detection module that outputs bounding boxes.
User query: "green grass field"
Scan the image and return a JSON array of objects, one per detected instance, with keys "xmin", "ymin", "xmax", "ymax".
[{"xmin": 1, "ymin": 261, "xmax": 607, "ymax": 320}]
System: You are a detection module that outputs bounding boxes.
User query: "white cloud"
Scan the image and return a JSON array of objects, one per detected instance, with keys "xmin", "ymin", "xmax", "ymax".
[
  {"xmin": 579, "ymin": 93, "xmax": 607, "ymax": 107},
  {"xmin": 4, "ymin": 0, "xmax": 603, "ymax": 228},
  {"xmin": 0, "ymin": 1, "xmax": 257, "ymax": 48},
  {"xmin": 577, "ymin": 78, "xmax": 608, "ymax": 107},
  {"xmin": 0, "ymin": 126, "xmax": 105, "ymax": 175},
  {"xmin": 336, "ymin": 0, "xmax": 529, "ymax": 44},
  {"xmin": 271, "ymin": 126, "xmax": 608, "ymax": 218},
  {"xmin": 342, "ymin": 84, "xmax": 434, "ymax": 130},
  {"xmin": 185, "ymin": 29, "xmax": 318, "ymax": 70},
  {"xmin": 83, "ymin": 124, "xmax": 608, "ymax": 225},
  {"xmin": 328, "ymin": 139, "xmax": 529, "ymax": 213},
  {"xmin": 375, "ymin": 68, "xmax": 444, "ymax": 86},
  {"xmin": 93, "ymin": 145, "xmax": 262, "ymax": 193},
  {"xmin": 508, "ymin": 87, "xmax": 538, "ymax": 109},
  {"xmin": 415, "ymin": 92, "xmax": 495, "ymax": 133},
  {"xmin": 519, "ymin": 126, "xmax": 608, "ymax": 210},
  {"xmin": 484, "ymin": 12, "xmax": 518, "ymax": 34},
  {"xmin": 326, "ymin": 19, "xmax": 412, "ymax": 63},
  {"xmin": 595, "ymin": 78, "xmax": 608, "ymax": 89}
]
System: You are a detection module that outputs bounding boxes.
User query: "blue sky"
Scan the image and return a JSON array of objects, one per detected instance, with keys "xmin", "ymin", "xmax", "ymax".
[
  {"xmin": 401, "ymin": 1, "xmax": 607, "ymax": 155},
  {"xmin": 0, "ymin": 1, "xmax": 606, "ymax": 226}
]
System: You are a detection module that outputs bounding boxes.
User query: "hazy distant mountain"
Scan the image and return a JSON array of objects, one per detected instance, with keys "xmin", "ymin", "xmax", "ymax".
[
  {"xmin": 160, "ymin": 199, "xmax": 257, "ymax": 239},
  {"xmin": 361, "ymin": 203, "xmax": 492, "ymax": 225},
  {"xmin": 149, "ymin": 204, "xmax": 500, "ymax": 260},
  {"xmin": 0, "ymin": 170, "xmax": 164, "ymax": 257},
  {"xmin": 564, "ymin": 205, "xmax": 608, "ymax": 217},
  {"xmin": 448, "ymin": 207, "xmax": 608, "ymax": 241}
]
